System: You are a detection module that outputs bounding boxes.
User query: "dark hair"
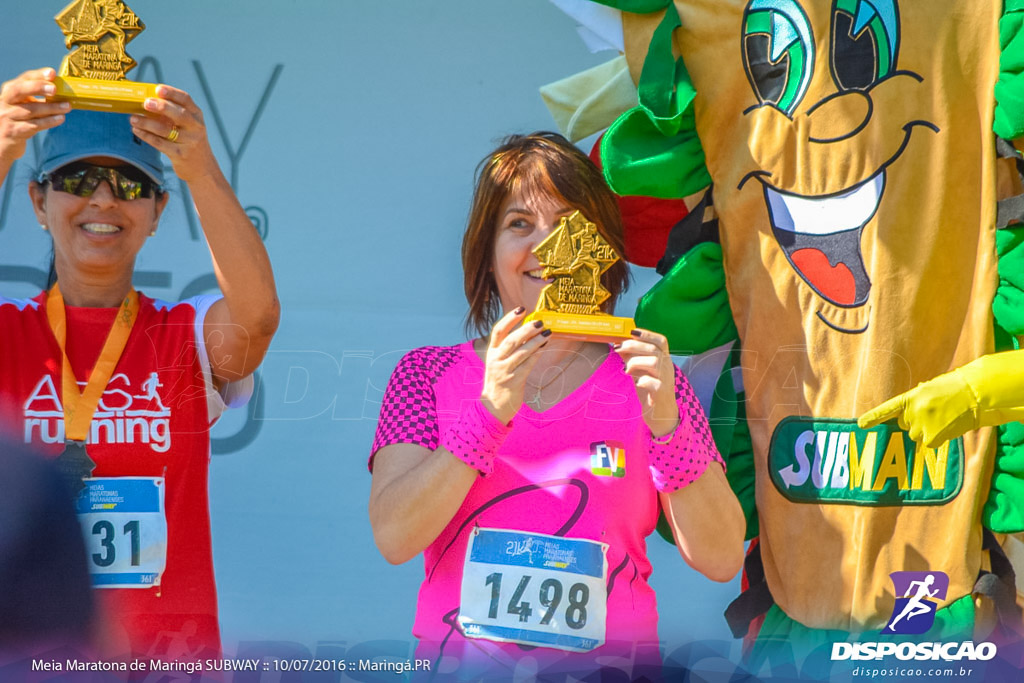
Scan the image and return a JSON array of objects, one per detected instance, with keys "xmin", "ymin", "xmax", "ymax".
[
  {"xmin": 46, "ymin": 248, "xmax": 57, "ymax": 290},
  {"xmin": 462, "ymin": 132, "xmax": 629, "ymax": 337},
  {"xmin": 31, "ymin": 174, "xmax": 58, "ymax": 289}
]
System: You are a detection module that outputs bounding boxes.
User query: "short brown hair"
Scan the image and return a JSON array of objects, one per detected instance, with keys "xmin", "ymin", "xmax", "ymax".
[{"xmin": 462, "ymin": 132, "xmax": 630, "ymax": 337}]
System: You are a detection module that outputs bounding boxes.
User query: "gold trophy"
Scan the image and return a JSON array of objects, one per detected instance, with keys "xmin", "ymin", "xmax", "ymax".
[
  {"xmin": 50, "ymin": 0, "xmax": 157, "ymax": 114},
  {"xmin": 523, "ymin": 211, "xmax": 635, "ymax": 341}
]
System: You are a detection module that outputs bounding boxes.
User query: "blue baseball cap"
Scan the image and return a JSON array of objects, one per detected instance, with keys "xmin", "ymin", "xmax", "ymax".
[{"xmin": 38, "ymin": 109, "xmax": 164, "ymax": 186}]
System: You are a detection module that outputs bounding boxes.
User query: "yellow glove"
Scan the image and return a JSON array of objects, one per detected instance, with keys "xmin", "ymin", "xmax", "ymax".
[{"xmin": 858, "ymin": 350, "xmax": 1024, "ymax": 448}]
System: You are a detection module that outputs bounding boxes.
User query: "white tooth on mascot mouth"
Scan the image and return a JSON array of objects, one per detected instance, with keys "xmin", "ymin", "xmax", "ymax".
[
  {"xmin": 765, "ymin": 171, "xmax": 885, "ymax": 235},
  {"xmin": 81, "ymin": 223, "xmax": 122, "ymax": 234}
]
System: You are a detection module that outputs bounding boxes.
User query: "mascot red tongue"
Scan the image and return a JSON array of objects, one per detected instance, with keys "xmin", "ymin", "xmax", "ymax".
[
  {"xmin": 542, "ymin": 0, "xmax": 1024, "ymax": 667},
  {"xmin": 790, "ymin": 249, "xmax": 856, "ymax": 304}
]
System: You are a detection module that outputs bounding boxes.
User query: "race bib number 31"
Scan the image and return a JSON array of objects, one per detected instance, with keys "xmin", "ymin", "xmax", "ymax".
[
  {"xmin": 75, "ymin": 478, "xmax": 167, "ymax": 589},
  {"xmin": 459, "ymin": 528, "xmax": 608, "ymax": 652}
]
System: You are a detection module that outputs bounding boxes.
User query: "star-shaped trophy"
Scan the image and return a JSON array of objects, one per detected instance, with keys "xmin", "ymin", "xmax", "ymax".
[
  {"xmin": 523, "ymin": 211, "xmax": 635, "ymax": 341},
  {"xmin": 50, "ymin": 0, "xmax": 158, "ymax": 114}
]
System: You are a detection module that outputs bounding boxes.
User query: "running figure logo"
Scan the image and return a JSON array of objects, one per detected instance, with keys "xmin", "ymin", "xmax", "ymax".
[{"xmin": 883, "ymin": 571, "xmax": 949, "ymax": 635}]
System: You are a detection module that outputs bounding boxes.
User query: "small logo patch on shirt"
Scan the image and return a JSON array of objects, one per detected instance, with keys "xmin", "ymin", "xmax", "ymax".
[{"xmin": 590, "ymin": 441, "xmax": 625, "ymax": 478}]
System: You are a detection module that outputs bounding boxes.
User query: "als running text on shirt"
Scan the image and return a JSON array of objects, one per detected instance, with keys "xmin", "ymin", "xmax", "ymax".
[{"xmin": 22, "ymin": 372, "xmax": 172, "ymax": 452}]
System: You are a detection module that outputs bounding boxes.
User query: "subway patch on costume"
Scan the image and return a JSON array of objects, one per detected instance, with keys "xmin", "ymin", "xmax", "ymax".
[{"xmin": 769, "ymin": 418, "xmax": 962, "ymax": 505}]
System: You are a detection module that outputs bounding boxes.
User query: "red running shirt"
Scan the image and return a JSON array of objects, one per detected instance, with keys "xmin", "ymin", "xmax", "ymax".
[{"xmin": 0, "ymin": 291, "xmax": 250, "ymax": 661}]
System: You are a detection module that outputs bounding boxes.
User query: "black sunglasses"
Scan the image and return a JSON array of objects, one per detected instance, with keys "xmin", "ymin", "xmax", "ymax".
[{"xmin": 41, "ymin": 162, "xmax": 162, "ymax": 201}]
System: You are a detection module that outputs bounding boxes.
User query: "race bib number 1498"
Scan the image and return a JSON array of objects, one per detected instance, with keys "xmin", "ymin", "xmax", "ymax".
[{"xmin": 459, "ymin": 528, "xmax": 608, "ymax": 652}]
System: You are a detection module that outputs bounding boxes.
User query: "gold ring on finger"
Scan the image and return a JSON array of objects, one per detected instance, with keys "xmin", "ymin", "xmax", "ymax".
[{"xmin": 167, "ymin": 125, "xmax": 180, "ymax": 142}]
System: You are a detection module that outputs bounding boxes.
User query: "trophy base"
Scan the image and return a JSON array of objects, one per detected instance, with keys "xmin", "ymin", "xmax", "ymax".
[
  {"xmin": 523, "ymin": 310, "xmax": 636, "ymax": 342},
  {"xmin": 51, "ymin": 77, "xmax": 157, "ymax": 115}
]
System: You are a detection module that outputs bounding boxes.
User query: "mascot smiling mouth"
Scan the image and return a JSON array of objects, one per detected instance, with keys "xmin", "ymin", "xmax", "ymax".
[
  {"xmin": 764, "ymin": 170, "xmax": 882, "ymax": 307},
  {"xmin": 741, "ymin": 121, "xmax": 938, "ymax": 315}
]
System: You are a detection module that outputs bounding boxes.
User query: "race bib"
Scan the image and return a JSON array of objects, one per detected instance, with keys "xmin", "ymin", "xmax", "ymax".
[
  {"xmin": 75, "ymin": 477, "xmax": 167, "ymax": 589},
  {"xmin": 459, "ymin": 528, "xmax": 608, "ymax": 652}
]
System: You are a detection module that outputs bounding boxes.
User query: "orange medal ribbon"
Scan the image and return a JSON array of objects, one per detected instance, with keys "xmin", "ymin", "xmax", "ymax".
[{"xmin": 46, "ymin": 284, "xmax": 140, "ymax": 443}]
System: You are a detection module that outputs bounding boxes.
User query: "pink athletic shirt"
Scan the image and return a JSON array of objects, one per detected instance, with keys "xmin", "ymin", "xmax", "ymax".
[{"xmin": 371, "ymin": 342, "xmax": 721, "ymax": 677}]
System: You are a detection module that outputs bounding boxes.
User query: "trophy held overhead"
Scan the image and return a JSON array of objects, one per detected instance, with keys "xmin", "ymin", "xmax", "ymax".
[{"xmin": 50, "ymin": 0, "xmax": 158, "ymax": 115}]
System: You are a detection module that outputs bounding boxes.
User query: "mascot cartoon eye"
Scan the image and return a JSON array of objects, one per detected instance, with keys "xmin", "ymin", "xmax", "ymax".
[
  {"xmin": 742, "ymin": 0, "xmax": 815, "ymax": 117},
  {"xmin": 830, "ymin": 0, "xmax": 899, "ymax": 91}
]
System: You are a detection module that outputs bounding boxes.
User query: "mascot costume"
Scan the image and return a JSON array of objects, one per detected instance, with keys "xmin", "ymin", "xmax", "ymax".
[{"xmin": 540, "ymin": 0, "xmax": 1024, "ymax": 671}]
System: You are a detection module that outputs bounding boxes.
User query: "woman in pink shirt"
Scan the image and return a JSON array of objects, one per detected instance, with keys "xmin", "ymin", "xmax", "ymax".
[{"xmin": 369, "ymin": 132, "xmax": 744, "ymax": 680}]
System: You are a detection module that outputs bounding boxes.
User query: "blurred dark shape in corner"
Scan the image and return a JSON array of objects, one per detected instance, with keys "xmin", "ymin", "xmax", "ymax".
[{"xmin": 0, "ymin": 441, "xmax": 94, "ymax": 658}]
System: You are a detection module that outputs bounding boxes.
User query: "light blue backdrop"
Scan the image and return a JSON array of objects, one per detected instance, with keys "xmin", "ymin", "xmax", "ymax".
[{"xmin": 0, "ymin": 0, "xmax": 742, "ymax": 671}]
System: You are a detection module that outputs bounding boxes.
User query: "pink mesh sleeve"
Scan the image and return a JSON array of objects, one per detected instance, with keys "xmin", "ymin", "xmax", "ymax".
[
  {"xmin": 370, "ymin": 346, "xmax": 461, "ymax": 469},
  {"xmin": 440, "ymin": 398, "xmax": 510, "ymax": 476},
  {"xmin": 648, "ymin": 364, "xmax": 724, "ymax": 493}
]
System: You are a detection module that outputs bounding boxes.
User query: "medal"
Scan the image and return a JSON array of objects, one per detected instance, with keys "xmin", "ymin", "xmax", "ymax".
[
  {"xmin": 46, "ymin": 284, "xmax": 139, "ymax": 490},
  {"xmin": 54, "ymin": 440, "xmax": 96, "ymax": 496}
]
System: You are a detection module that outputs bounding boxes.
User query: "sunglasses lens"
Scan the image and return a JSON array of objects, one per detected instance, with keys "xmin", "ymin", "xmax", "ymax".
[
  {"xmin": 48, "ymin": 164, "xmax": 155, "ymax": 200},
  {"xmin": 116, "ymin": 174, "xmax": 144, "ymax": 200},
  {"xmin": 55, "ymin": 168, "xmax": 87, "ymax": 195}
]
